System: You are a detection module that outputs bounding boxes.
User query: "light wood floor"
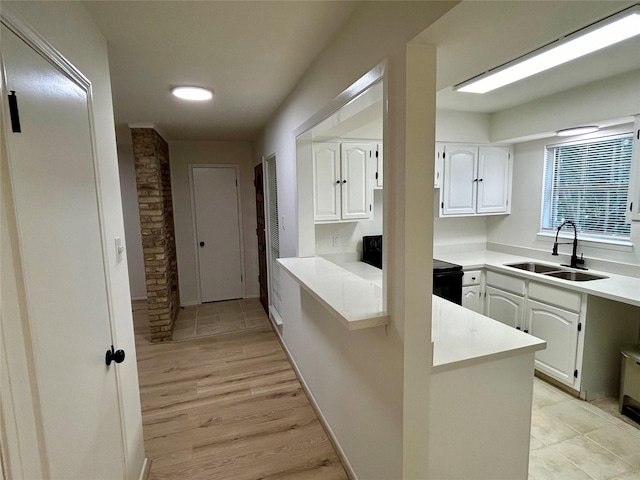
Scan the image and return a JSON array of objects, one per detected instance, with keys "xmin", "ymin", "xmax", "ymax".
[{"xmin": 133, "ymin": 300, "xmax": 348, "ymax": 480}]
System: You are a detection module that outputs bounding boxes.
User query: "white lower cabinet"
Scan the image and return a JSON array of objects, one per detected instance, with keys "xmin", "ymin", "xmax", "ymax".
[
  {"xmin": 462, "ymin": 269, "xmax": 483, "ymax": 313},
  {"xmin": 485, "ymin": 286, "xmax": 525, "ymax": 330},
  {"xmin": 482, "ymin": 268, "xmax": 640, "ymax": 399},
  {"xmin": 527, "ymin": 299, "xmax": 580, "ymax": 388}
]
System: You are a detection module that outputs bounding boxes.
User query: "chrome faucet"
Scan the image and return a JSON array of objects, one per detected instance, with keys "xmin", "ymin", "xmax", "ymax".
[{"xmin": 552, "ymin": 220, "xmax": 586, "ymax": 270}]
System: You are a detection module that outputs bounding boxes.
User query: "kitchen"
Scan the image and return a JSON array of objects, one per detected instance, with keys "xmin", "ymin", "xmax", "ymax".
[{"xmin": 277, "ymin": 2, "xmax": 640, "ymax": 478}]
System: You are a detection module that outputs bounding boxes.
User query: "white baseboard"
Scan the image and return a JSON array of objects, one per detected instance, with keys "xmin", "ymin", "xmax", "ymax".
[
  {"xmin": 138, "ymin": 458, "xmax": 151, "ymax": 480},
  {"xmin": 131, "ymin": 296, "xmax": 147, "ymax": 302},
  {"xmin": 180, "ymin": 300, "xmax": 200, "ymax": 307},
  {"xmin": 270, "ymin": 324, "xmax": 357, "ymax": 480},
  {"xmin": 269, "ymin": 305, "xmax": 284, "ymax": 326},
  {"xmin": 244, "ymin": 294, "xmax": 260, "ymax": 299}
]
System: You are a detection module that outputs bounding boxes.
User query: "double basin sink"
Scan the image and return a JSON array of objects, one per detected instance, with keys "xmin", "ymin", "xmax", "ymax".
[{"xmin": 505, "ymin": 262, "xmax": 608, "ymax": 282}]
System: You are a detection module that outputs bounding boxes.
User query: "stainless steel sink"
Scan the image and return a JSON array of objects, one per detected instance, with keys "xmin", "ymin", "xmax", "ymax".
[
  {"xmin": 505, "ymin": 262, "xmax": 561, "ymax": 274},
  {"xmin": 543, "ymin": 271, "xmax": 608, "ymax": 282}
]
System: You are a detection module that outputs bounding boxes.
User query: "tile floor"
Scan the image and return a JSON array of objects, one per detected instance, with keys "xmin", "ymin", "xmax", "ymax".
[
  {"xmin": 172, "ymin": 298, "xmax": 270, "ymax": 341},
  {"xmin": 529, "ymin": 377, "xmax": 640, "ymax": 479}
]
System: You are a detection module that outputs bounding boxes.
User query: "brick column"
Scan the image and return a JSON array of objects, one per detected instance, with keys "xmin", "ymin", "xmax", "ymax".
[{"xmin": 132, "ymin": 128, "xmax": 180, "ymax": 342}]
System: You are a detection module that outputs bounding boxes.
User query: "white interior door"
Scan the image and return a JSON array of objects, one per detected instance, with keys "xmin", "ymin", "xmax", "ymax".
[
  {"xmin": 1, "ymin": 24, "xmax": 125, "ymax": 478},
  {"xmin": 193, "ymin": 166, "xmax": 244, "ymax": 302}
]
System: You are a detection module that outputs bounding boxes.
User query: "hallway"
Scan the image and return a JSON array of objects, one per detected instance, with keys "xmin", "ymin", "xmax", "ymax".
[{"xmin": 133, "ymin": 301, "xmax": 348, "ymax": 479}]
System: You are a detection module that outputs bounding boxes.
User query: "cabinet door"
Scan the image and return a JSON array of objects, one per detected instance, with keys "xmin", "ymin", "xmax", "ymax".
[
  {"xmin": 626, "ymin": 115, "xmax": 640, "ymax": 222},
  {"xmin": 527, "ymin": 300, "xmax": 580, "ymax": 388},
  {"xmin": 442, "ymin": 145, "xmax": 477, "ymax": 216},
  {"xmin": 462, "ymin": 285, "xmax": 483, "ymax": 313},
  {"xmin": 375, "ymin": 142, "xmax": 383, "ymax": 188},
  {"xmin": 485, "ymin": 285, "xmax": 524, "ymax": 329},
  {"xmin": 477, "ymin": 146, "xmax": 511, "ymax": 214},
  {"xmin": 341, "ymin": 143, "xmax": 371, "ymax": 220},
  {"xmin": 313, "ymin": 143, "xmax": 341, "ymax": 222},
  {"xmin": 434, "ymin": 142, "xmax": 445, "ymax": 188}
]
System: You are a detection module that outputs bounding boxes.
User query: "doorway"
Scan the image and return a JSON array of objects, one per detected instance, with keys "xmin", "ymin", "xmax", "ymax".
[{"xmin": 191, "ymin": 165, "xmax": 244, "ymax": 303}]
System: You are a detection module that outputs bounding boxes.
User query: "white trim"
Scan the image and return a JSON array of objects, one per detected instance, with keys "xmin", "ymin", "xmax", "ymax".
[
  {"xmin": 188, "ymin": 164, "xmax": 246, "ymax": 302},
  {"xmin": 180, "ymin": 300, "xmax": 200, "ymax": 307},
  {"xmin": 137, "ymin": 457, "xmax": 151, "ymax": 480},
  {"xmin": 269, "ymin": 305, "xmax": 284, "ymax": 326},
  {"xmin": 269, "ymin": 320, "xmax": 357, "ymax": 480},
  {"xmin": 130, "ymin": 296, "xmax": 148, "ymax": 302}
]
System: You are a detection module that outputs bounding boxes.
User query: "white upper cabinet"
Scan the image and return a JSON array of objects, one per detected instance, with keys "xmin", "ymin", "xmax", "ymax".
[
  {"xmin": 313, "ymin": 143, "xmax": 341, "ymax": 222},
  {"xmin": 438, "ymin": 144, "xmax": 512, "ymax": 217},
  {"xmin": 434, "ymin": 142, "xmax": 445, "ymax": 189},
  {"xmin": 626, "ymin": 115, "xmax": 640, "ymax": 222},
  {"xmin": 442, "ymin": 144, "xmax": 478, "ymax": 215},
  {"xmin": 313, "ymin": 142, "xmax": 371, "ymax": 223},
  {"xmin": 477, "ymin": 146, "xmax": 512, "ymax": 214},
  {"xmin": 375, "ymin": 142, "xmax": 383, "ymax": 189},
  {"xmin": 341, "ymin": 143, "xmax": 371, "ymax": 220}
]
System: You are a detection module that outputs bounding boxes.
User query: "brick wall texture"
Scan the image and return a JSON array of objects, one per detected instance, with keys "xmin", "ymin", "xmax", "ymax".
[{"xmin": 132, "ymin": 128, "xmax": 180, "ymax": 342}]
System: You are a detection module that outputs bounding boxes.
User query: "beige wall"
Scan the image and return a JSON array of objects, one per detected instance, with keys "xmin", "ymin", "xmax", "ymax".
[
  {"xmin": 1, "ymin": 2, "xmax": 145, "ymax": 478},
  {"xmin": 169, "ymin": 141, "xmax": 259, "ymax": 305}
]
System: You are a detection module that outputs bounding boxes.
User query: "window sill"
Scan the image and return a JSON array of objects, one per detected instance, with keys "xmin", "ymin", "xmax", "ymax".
[{"xmin": 536, "ymin": 232, "xmax": 633, "ymax": 253}]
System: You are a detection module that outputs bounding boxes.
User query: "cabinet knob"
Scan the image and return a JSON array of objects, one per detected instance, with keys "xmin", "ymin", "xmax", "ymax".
[
  {"xmin": 342, "ymin": 180, "xmax": 347, "ymax": 184},
  {"xmin": 336, "ymin": 180, "xmax": 340, "ymax": 184},
  {"xmin": 105, "ymin": 345, "xmax": 125, "ymax": 366},
  {"xmin": 516, "ymin": 326, "xmax": 521, "ymax": 330}
]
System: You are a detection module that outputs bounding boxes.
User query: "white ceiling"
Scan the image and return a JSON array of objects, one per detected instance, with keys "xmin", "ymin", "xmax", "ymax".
[
  {"xmin": 85, "ymin": 1, "xmax": 639, "ymax": 145},
  {"xmin": 417, "ymin": 1, "xmax": 640, "ymax": 114},
  {"xmin": 83, "ymin": 1, "xmax": 361, "ymax": 144}
]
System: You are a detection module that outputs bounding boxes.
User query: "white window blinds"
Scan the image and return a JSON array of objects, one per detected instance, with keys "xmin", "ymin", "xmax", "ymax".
[
  {"xmin": 542, "ymin": 135, "xmax": 632, "ymax": 240},
  {"xmin": 265, "ymin": 156, "xmax": 281, "ymax": 314}
]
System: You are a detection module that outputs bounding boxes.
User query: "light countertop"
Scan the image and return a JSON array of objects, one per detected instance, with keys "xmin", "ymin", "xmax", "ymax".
[
  {"xmin": 277, "ymin": 257, "xmax": 388, "ymax": 330},
  {"xmin": 432, "ymin": 295, "xmax": 546, "ymax": 373},
  {"xmin": 435, "ymin": 251, "xmax": 640, "ymax": 308}
]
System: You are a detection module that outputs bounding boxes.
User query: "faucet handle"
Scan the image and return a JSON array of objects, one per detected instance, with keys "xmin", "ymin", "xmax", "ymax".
[{"xmin": 577, "ymin": 253, "xmax": 585, "ymax": 265}]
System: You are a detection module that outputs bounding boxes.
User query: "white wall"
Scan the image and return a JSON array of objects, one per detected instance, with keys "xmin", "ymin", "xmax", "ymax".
[
  {"xmin": 169, "ymin": 141, "xmax": 259, "ymax": 305},
  {"xmin": 315, "ymin": 189, "xmax": 383, "ymax": 255},
  {"xmin": 117, "ymin": 144, "xmax": 146, "ymax": 300},
  {"xmin": 487, "ymin": 127, "xmax": 640, "ymax": 275},
  {"xmin": 256, "ymin": 2, "xmax": 453, "ymax": 478},
  {"xmin": 1, "ymin": 2, "xmax": 145, "ymax": 479}
]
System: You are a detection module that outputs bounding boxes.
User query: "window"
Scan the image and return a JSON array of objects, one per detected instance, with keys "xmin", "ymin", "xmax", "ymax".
[{"xmin": 541, "ymin": 134, "xmax": 632, "ymax": 241}]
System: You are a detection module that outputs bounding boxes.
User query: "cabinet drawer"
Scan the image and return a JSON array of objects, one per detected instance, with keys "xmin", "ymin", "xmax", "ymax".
[
  {"xmin": 462, "ymin": 270, "xmax": 482, "ymax": 286},
  {"xmin": 486, "ymin": 271, "xmax": 525, "ymax": 295},
  {"xmin": 528, "ymin": 281, "xmax": 581, "ymax": 312}
]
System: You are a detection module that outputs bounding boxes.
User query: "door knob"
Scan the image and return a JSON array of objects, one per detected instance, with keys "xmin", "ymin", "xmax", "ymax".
[
  {"xmin": 199, "ymin": 241, "xmax": 205, "ymax": 247},
  {"xmin": 105, "ymin": 345, "xmax": 125, "ymax": 366}
]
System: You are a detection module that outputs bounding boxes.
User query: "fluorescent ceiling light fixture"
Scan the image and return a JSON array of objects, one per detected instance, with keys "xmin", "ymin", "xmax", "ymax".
[
  {"xmin": 171, "ymin": 86, "xmax": 213, "ymax": 101},
  {"xmin": 556, "ymin": 126, "xmax": 599, "ymax": 137},
  {"xmin": 456, "ymin": 6, "xmax": 640, "ymax": 94}
]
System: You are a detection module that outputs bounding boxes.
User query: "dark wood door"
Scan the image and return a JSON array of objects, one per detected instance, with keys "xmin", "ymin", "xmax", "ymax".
[{"xmin": 254, "ymin": 163, "xmax": 268, "ymax": 313}]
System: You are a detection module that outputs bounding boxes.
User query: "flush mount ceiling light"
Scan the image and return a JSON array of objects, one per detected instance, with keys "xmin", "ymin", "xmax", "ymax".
[
  {"xmin": 556, "ymin": 126, "xmax": 600, "ymax": 137},
  {"xmin": 455, "ymin": 5, "xmax": 640, "ymax": 94},
  {"xmin": 171, "ymin": 86, "xmax": 213, "ymax": 101}
]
